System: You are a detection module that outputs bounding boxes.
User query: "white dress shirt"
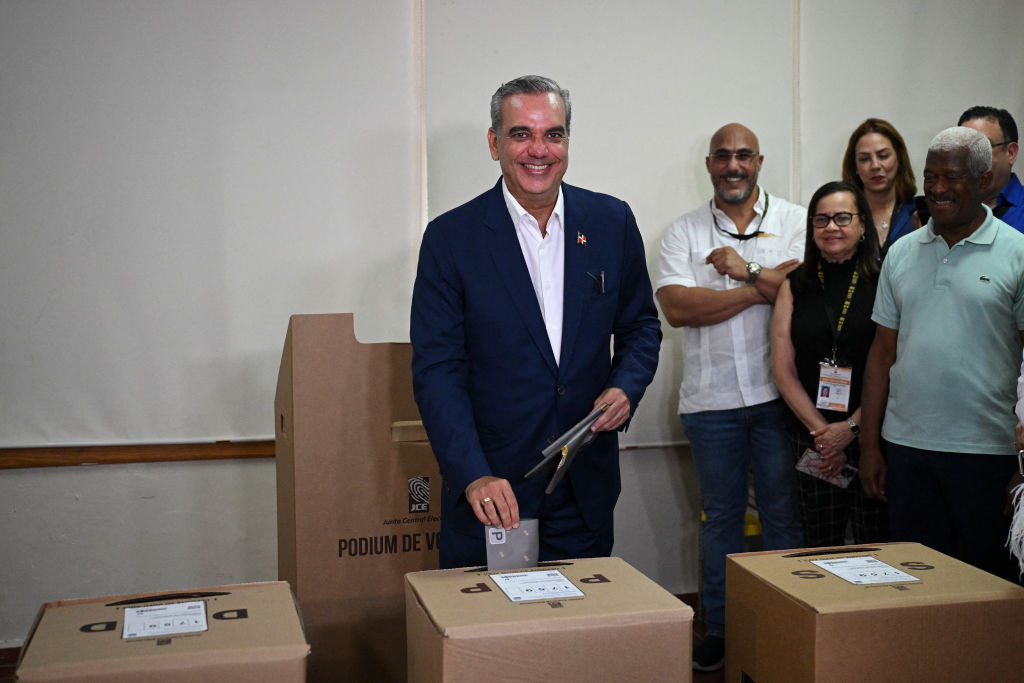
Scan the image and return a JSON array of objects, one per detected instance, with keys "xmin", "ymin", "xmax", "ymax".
[
  {"xmin": 656, "ymin": 187, "xmax": 806, "ymax": 413},
  {"xmin": 501, "ymin": 179, "xmax": 565, "ymax": 364}
]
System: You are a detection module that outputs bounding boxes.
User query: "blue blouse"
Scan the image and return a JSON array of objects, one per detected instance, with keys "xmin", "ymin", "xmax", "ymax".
[{"xmin": 880, "ymin": 200, "xmax": 916, "ymax": 260}]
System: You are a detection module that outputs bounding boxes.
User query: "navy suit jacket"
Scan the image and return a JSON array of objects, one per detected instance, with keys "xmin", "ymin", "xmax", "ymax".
[{"xmin": 411, "ymin": 179, "xmax": 661, "ymax": 537}]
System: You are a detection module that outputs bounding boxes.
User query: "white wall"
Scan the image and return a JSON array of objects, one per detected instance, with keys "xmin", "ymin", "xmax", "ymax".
[
  {"xmin": 0, "ymin": 459, "xmax": 277, "ymax": 647},
  {"xmin": 798, "ymin": 0, "xmax": 1024, "ymax": 204},
  {"xmin": 3, "ymin": 0, "xmax": 1023, "ymax": 648},
  {"xmin": 0, "ymin": 0, "xmax": 423, "ymax": 448},
  {"xmin": 1, "ymin": 0, "xmax": 425, "ymax": 648}
]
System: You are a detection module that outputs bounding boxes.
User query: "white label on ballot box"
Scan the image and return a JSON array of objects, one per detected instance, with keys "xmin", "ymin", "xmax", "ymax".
[
  {"xmin": 490, "ymin": 569, "xmax": 585, "ymax": 602},
  {"xmin": 810, "ymin": 555, "xmax": 920, "ymax": 585},
  {"xmin": 122, "ymin": 600, "xmax": 208, "ymax": 639}
]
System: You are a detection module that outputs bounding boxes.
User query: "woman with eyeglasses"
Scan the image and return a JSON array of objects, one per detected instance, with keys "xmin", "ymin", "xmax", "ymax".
[
  {"xmin": 842, "ymin": 118, "xmax": 918, "ymax": 259},
  {"xmin": 770, "ymin": 181, "xmax": 889, "ymax": 547}
]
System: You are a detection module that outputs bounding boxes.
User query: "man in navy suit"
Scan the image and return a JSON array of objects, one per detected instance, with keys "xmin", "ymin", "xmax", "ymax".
[{"xmin": 411, "ymin": 75, "xmax": 662, "ymax": 569}]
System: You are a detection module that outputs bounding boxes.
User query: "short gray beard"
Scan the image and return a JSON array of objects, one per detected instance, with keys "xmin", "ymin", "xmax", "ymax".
[{"xmin": 715, "ymin": 179, "xmax": 756, "ymax": 205}]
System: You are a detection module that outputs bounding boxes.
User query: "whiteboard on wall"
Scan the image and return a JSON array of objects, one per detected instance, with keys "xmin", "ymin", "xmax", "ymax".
[{"xmin": 0, "ymin": 1, "xmax": 424, "ymax": 448}]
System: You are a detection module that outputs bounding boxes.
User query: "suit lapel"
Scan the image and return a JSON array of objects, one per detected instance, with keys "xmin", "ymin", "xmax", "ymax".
[
  {"xmin": 483, "ymin": 182, "xmax": 559, "ymax": 374},
  {"xmin": 561, "ymin": 184, "xmax": 590, "ymax": 373}
]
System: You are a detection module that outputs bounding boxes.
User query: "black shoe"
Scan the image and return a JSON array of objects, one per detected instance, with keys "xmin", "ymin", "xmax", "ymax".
[{"xmin": 693, "ymin": 634, "xmax": 725, "ymax": 672}]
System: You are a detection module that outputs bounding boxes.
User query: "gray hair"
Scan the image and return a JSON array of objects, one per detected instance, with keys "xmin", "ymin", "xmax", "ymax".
[
  {"xmin": 489, "ymin": 75, "xmax": 571, "ymax": 135},
  {"xmin": 928, "ymin": 126, "xmax": 992, "ymax": 178}
]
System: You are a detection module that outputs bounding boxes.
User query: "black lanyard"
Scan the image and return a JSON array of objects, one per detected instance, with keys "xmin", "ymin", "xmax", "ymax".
[
  {"xmin": 711, "ymin": 192, "xmax": 770, "ymax": 240},
  {"xmin": 817, "ymin": 261, "xmax": 859, "ymax": 365}
]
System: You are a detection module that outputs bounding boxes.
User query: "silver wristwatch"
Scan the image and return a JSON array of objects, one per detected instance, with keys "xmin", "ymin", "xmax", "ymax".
[
  {"xmin": 745, "ymin": 261, "xmax": 762, "ymax": 284},
  {"xmin": 847, "ymin": 418, "xmax": 861, "ymax": 436}
]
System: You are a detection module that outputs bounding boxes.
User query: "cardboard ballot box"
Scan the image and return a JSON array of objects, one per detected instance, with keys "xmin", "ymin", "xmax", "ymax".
[
  {"xmin": 725, "ymin": 543, "xmax": 1024, "ymax": 683},
  {"xmin": 15, "ymin": 581, "xmax": 309, "ymax": 682},
  {"xmin": 405, "ymin": 557, "xmax": 693, "ymax": 682},
  {"xmin": 275, "ymin": 313, "xmax": 441, "ymax": 681}
]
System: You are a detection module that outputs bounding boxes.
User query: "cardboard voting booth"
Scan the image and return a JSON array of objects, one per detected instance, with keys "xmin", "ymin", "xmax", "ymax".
[
  {"xmin": 275, "ymin": 313, "xmax": 441, "ymax": 681},
  {"xmin": 725, "ymin": 542, "xmax": 1024, "ymax": 682},
  {"xmin": 405, "ymin": 557, "xmax": 694, "ymax": 682},
  {"xmin": 15, "ymin": 582, "xmax": 308, "ymax": 682}
]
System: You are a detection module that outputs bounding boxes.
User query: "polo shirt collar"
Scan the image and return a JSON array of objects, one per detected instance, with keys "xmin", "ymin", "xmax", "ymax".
[{"xmin": 918, "ymin": 204, "xmax": 997, "ymax": 246}]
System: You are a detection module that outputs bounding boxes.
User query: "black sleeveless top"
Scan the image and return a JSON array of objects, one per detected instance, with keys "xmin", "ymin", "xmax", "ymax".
[{"xmin": 786, "ymin": 258, "xmax": 878, "ymax": 426}]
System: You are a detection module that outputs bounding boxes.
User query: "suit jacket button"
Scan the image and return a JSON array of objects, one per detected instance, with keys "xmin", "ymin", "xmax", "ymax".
[{"xmin": 556, "ymin": 385, "xmax": 566, "ymax": 395}]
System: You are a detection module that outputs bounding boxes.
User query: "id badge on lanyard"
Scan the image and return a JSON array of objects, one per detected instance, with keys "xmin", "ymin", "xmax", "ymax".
[
  {"xmin": 815, "ymin": 262, "xmax": 857, "ymax": 412},
  {"xmin": 816, "ymin": 361, "xmax": 852, "ymax": 411}
]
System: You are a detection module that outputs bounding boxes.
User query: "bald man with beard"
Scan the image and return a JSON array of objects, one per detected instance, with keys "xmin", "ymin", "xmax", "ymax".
[{"xmin": 656, "ymin": 123, "xmax": 806, "ymax": 672}]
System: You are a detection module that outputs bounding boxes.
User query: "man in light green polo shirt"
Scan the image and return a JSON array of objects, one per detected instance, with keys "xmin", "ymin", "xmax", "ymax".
[{"xmin": 859, "ymin": 126, "xmax": 1024, "ymax": 581}]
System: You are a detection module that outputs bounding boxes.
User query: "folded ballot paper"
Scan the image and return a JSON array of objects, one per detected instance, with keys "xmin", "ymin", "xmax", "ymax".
[
  {"xmin": 796, "ymin": 448, "xmax": 857, "ymax": 488},
  {"xmin": 485, "ymin": 518, "xmax": 540, "ymax": 571}
]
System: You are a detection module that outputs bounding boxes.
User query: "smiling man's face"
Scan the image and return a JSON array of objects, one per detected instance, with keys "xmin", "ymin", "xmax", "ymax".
[
  {"xmin": 706, "ymin": 124, "xmax": 763, "ymax": 206},
  {"xmin": 923, "ymin": 148, "xmax": 991, "ymax": 233},
  {"xmin": 487, "ymin": 92, "xmax": 569, "ymax": 218}
]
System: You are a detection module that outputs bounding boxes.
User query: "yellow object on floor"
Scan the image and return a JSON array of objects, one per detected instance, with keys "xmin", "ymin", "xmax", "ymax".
[{"xmin": 700, "ymin": 510, "xmax": 763, "ymax": 537}]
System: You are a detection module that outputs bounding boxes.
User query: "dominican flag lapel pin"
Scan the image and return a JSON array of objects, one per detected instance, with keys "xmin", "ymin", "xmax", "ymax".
[{"xmin": 577, "ymin": 231, "xmax": 587, "ymax": 246}]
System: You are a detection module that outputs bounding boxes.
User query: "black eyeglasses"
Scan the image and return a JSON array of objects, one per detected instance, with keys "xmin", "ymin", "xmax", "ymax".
[
  {"xmin": 991, "ymin": 140, "xmax": 1011, "ymax": 150},
  {"xmin": 708, "ymin": 150, "xmax": 759, "ymax": 163},
  {"xmin": 811, "ymin": 212, "xmax": 861, "ymax": 229}
]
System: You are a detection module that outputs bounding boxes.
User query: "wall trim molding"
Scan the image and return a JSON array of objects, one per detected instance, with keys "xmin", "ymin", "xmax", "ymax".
[{"xmin": 0, "ymin": 440, "xmax": 274, "ymax": 470}]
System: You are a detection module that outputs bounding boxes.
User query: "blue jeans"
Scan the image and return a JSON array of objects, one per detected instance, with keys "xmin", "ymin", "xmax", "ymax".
[{"xmin": 682, "ymin": 400, "xmax": 802, "ymax": 637}]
